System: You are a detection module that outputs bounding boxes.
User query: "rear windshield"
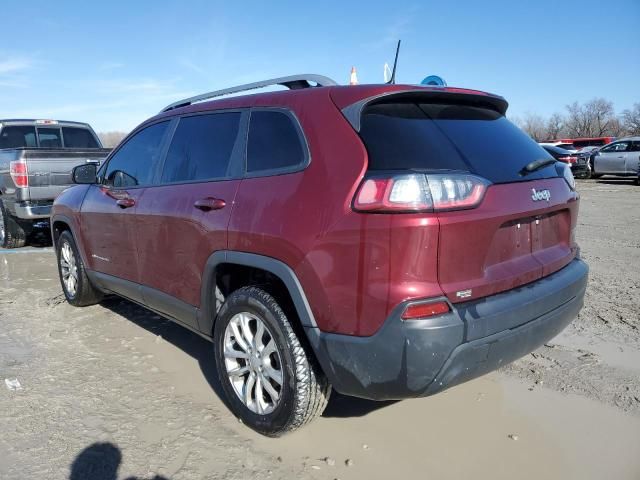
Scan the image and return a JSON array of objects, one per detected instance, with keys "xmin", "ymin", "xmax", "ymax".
[
  {"xmin": 62, "ymin": 127, "xmax": 99, "ymax": 148},
  {"xmin": 360, "ymin": 102, "xmax": 558, "ymax": 183},
  {"xmin": 0, "ymin": 126, "xmax": 37, "ymax": 148}
]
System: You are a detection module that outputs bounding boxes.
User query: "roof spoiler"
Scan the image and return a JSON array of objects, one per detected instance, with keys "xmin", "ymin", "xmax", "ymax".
[{"xmin": 340, "ymin": 89, "xmax": 509, "ymax": 131}]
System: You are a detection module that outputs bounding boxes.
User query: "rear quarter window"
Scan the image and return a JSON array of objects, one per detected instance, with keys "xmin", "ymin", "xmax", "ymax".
[
  {"xmin": 360, "ymin": 102, "xmax": 557, "ymax": 183},
  {"xmin": 246, "ymin": 110, "xmax": 306, "ymax": 174}
]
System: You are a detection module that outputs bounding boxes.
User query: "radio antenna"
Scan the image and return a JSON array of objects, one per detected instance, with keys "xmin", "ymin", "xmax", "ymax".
[{"xmin": 387, "ymin": 40, "xmax": 401, "ymax": 84}]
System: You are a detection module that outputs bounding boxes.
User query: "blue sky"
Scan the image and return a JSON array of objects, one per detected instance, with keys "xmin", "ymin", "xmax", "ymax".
[{"xmin": 1, "ymin": 0, "xmax": 638, "ymax": 132}]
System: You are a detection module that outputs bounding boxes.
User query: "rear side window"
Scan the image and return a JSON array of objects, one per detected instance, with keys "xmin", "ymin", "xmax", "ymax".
[
  {"xmin": 247, "ymin": 110, "xmax": 305, "ymax": 173},
  {"xmin": 0, "ymin": 126, "xmax": 37, "ymax": 148},
  {"xmin": 360, "ymin": 102, "xmax": 557, "ymax": 183},
  {"xmin": 103, "ymin": 121, "xmax": 169, "ymax": 187},
  {"xmin": 63, "ymin": 127, "xmax": 99, "ymax": 148},
  {"xmin": 161, "ymin": 112, "xmax": 241, "ymax": 183},
  {"xmin": 37, "ymin": 127, "xmax": 62, "ymax": 148}
]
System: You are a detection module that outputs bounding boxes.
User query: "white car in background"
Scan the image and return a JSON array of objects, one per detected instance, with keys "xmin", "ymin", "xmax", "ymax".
[{"xmin": 591, "ymin": 137, "xmax": 640, "ymax": 183}]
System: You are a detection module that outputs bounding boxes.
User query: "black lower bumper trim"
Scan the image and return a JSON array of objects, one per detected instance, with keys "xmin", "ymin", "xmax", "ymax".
[{"xmin": 306, "ymin": 259, "xmax": 588, "ymax": 400}]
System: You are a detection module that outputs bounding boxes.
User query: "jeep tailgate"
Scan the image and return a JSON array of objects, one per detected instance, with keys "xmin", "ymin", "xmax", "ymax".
[{"xmin": 436, "ymin": 178, "xmax": 578, "ymax": 303}]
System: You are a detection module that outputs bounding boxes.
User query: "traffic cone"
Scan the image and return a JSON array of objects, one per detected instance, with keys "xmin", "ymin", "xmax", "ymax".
[{"xmin": 349, "ymin": 66, "xmax": 358, "ymax": 85}]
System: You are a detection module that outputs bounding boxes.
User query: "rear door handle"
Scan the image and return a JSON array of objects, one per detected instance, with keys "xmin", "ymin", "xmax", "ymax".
[
  {"xmin": 116, "ymin": 198, "xmax": 136, "ymax": 209},
  {"xmin": 194, "ymin": 197, "xmax": 226, "ymax": 211}
]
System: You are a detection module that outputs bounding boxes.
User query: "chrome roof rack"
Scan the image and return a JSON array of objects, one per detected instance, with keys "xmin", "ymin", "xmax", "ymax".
[{"xmin": 160, "ymin": 74, "xmax": 338, "ymax": 113}]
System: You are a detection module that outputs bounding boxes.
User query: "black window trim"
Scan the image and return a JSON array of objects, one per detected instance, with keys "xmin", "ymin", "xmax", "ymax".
[
  {"xmin": 153, "ymin": 109, "xmax": 249, "ymax": 187},
  {"xmin": 98, "ymin": 118, "xmax": 175, "ymax": 190},
  {"xmin": 243, "ymin": 107, "xmax": 310, "ymax": 179}
]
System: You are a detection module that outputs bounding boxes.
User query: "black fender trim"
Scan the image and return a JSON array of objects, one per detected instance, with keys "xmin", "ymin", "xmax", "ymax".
[
  {"xmin": 50, "ymin": 213, "xmax": 91, "ymax": 268},
  {"xmin": 198, "ymin": 250, "xmax": 318, "ymax": 336}
]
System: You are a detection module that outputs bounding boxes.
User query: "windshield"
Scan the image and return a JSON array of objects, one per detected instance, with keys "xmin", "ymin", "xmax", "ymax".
[{"xmin": 359, "ymin": 102, "xmax": 558, "ymax": 183}]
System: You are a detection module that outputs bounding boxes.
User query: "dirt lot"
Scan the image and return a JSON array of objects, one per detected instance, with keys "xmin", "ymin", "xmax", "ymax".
[{"xmin": 1, "ymin": 178, "xmax": 639, "ymax": 480}]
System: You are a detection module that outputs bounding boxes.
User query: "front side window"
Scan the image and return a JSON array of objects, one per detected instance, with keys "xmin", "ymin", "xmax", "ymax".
[
  {"xmin": 0, "ymin": 126, "xmax": 37, "ymax": 148},
  {"xmin": 63, "ymin": 127, "xmax": 100, "ymax": 148},
  {"xmin": 602, "ymin": 142, "xmax": 629, "ymax": 152},
  {"xmin": 246, "ymin": 110, "xmax": 305, "ymax": 173},
  {"xmin": 103, "ymin": 122, "xmax": 169, "ymax": 187},
  {"xmin": 161, "ymin": 112, "xmax": 241, "ymax": 183},
  {"xmin": 37, "ymin": 127, "xmax": 62, "ymax": 148}
]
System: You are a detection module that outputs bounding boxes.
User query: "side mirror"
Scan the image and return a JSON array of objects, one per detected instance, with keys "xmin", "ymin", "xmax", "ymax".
[{"xmin": 72, "ymin": 163, "xmax": 98, "ymax": 184}]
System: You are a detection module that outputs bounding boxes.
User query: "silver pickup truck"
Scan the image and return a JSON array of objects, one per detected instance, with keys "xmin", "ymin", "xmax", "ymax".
[{"xmin": 0, "ymin": 119, "xmax": 111, "ymax": 248}]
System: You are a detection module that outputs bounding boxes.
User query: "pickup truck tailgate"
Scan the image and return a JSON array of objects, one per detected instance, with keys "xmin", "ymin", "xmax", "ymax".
[{"xmin": 24, "ymin": 149, "xmax": 110, "ymax": 201}]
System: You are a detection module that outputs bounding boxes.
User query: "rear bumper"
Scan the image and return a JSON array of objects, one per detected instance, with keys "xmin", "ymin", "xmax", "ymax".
[
  {"xmin": 571, "ymin": 163, "xmax": 590, "ymax": 177},
  {"xmin": 14, "ymin": 201, "xmax": 52, "ymax": 219},
  {"xmin": 306, "ymin": 258, "xmax": 588, "ymax": 400}
]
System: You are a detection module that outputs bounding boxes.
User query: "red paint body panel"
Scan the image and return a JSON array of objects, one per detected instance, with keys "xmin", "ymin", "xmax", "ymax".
[
  {"xmin": 135, "ymin": 180, "xmax": 241, "ymax": 307},
  {"xmin": 79, "ymin": 185, "xmax": 145, "ymax": 282},
  {"xmin": 436, "ymin": 178, "xmax": 578, "ymax": 303},
  {"xmin": 52, "ymin": 82, "xmax": 581, "ymax": 340}
]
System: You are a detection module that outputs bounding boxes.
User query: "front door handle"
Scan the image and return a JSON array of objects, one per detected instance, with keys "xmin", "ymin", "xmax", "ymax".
[
  {"xmin": 194, "ymin": 197, "xmax": 226, "ymax": 211},
  {"xmin": 116, "ymin": 198, "xmax": 136, "ymax": 209}
]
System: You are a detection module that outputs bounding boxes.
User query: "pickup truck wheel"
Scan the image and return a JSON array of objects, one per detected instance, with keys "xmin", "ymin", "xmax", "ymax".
[
  {"xmin": 0, "ymin": 201, "xmax": 27, "ymax": 249},
  {"xmin": 56, "ymin": 231, "xmax": 103, "ymax": 306},
  {"xmin": 214, "ymin": 286, "xmax": 330, "ymax": 436}
]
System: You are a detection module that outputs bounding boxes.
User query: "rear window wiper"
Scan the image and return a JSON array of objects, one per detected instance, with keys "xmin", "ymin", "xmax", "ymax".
[{"xmin": 520, "ymin": 158, "xmax": 556, "ymax": 176}]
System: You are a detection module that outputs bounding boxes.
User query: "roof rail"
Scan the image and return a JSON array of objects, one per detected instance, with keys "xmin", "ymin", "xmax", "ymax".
[{"xmin": 160, "ymin": 74, "xmax": 338, "ymax": 113}]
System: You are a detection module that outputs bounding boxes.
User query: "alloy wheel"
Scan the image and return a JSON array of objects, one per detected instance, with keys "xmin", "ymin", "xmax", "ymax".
[
  {"xmin": 223, "ymin": 312, "xmax": 284, "ymax": 415},
  {"xmin": 59, "ymin": 241, "xmax": 78, "ymax": 297}
]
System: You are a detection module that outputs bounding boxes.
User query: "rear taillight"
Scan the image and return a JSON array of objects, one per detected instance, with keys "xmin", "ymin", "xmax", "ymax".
[
  {"xmin": 558, "ymin": 155, "xmax": 577, "ymax": 164},
  {"xmin": 401, "ymin": 300, "xmax": 450, "ymax": 320},
  {"xmin": 558, "ymin": 163, "xmax": 576, "ymax": 190},
  {"xmin": 10, "ymin": 160, "xmax": 28, "ymax": 188},
  {"xmin": 353, "ymin": 173, "xmax": 490, "ymax": 213}
]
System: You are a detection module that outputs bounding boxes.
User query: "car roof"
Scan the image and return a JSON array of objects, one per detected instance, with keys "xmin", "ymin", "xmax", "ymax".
[
  {"xmin": 612, "ymin": 136, "xmax": 640, "ymax": 142},
  {"xmin": 0, "ymin": 119, "xmax": 92, "ymax": 128},
  {"xmin": 147, "ymin": 83, "xmax": 508, "ymax": 129}
]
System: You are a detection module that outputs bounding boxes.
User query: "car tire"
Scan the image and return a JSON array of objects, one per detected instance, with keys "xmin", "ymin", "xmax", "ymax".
[
  {"xmin": 214, "ymin": 286, "xmax": 330, "ymax": 436},
  {"xmin": 56, "ymin": 230, "xmax": 103, "ymax": 306},
  {"xmin": 0, "ymin": 200, "xmax": 29, "ymax": 249}
]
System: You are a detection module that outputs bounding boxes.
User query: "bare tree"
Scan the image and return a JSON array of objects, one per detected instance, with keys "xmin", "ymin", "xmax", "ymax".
[
  {"xmin": 545, "ymin": 113, "xmax": 565, "ymax": 140},
  {"xmin": 519, "ymin": 112, "xmax": 548, "ymax": 141},
  {"xmin": 621, "ymin": 103, "xmax": 640, "ymax": 136},
  {"xmin": 98, "ymin": 131, "xmax": 128, "ymax": 148},
  {"xmin": 564, "ymin": 98, "xmax": 618, "ymax": 137}
]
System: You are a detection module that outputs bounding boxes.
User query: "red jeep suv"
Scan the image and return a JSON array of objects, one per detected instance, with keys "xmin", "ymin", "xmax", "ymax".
[{"xmin": 52, "ymin": 75, "xmax": 588, "ymax": 436}]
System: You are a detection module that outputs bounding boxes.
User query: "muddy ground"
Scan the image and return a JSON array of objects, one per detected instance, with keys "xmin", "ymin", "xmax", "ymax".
[{"xmin": 0, "ymin": 178, "xmax": 639, "ymax": 480}]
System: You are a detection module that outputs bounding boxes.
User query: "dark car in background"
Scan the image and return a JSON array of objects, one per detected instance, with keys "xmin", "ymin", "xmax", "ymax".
[{"xmin": 540, "ymin": 144, "xmax": 590, "ymax": 178}]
